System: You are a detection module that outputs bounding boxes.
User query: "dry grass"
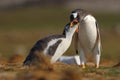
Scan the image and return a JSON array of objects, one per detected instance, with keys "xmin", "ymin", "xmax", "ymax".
[{"xmin": 0, "ymin": 53, "xmax": 119, "ymax": 80}]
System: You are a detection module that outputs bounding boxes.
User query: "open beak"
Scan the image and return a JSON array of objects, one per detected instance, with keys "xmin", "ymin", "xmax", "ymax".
[{"xmin": 70, "ymin": 19, "xmax": 79, "ymax": 32}]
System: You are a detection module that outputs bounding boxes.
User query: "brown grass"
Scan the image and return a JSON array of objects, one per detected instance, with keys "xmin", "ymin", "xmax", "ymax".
[{"xmin": 0, "ymin": 53, "xmax": 119, "ymax": 80}]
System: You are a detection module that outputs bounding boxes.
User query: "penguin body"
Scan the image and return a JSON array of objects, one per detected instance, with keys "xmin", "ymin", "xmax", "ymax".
[
  {"xmin": 70, "ymin": 9, "xmax": 101, "ymax": 68},
  {"xmin": 79, "ymin": 15, "xmax": 97, "ymax": 53},
  {"xmin": 23, "ymin": 21, "xmax": 79, "ymax": 65}
]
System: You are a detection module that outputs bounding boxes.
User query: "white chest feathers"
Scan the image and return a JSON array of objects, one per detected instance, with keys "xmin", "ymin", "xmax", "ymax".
[
  {"xmin": 79, "ymin": 15, "xmax": 97, "ymax": 51},
  {"xmin": 50, "ymin": 38, "xmax": 72, "ymax": 63},
  {"xmin": 57, "ymin": 38, "xmax": 72, "ymax": 52}
]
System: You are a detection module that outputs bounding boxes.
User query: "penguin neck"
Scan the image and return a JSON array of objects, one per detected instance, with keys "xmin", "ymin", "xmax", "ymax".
[{"xmin": 63, "ymin": 26, "xmax": 77, "ymax": 39}]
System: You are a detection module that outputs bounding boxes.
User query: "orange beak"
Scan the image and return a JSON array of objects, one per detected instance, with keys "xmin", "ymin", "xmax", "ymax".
[
  {"xmin": 76, "ymin": 27, "xmax": 79, "ymax": 32},
  {"xmin": 70, "ymin": 19, "xmax": 79, "ymax": 27},
  {"xmin": 70, "ymin": 19, "xmax": 79, "ymax": 32}
]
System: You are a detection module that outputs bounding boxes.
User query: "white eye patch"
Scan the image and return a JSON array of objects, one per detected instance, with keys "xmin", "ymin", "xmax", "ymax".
[{"xmin": 72, "ymin": 13, "xmax": 78, "ymax": 18}]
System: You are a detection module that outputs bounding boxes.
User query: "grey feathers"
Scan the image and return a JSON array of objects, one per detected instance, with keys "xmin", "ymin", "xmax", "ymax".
[
  {"xmin": 48, "ymin": 40, "xmax": 62, "ymax": 56},
  {"xmin": 23, "ymin": 34, "xmax": 64, "ymax": 65}
]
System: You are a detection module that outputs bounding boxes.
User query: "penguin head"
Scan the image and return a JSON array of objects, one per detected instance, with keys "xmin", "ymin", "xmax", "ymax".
[{"xmin": 70, "ymin": 9, "xmax": 88, "ymax": 22}]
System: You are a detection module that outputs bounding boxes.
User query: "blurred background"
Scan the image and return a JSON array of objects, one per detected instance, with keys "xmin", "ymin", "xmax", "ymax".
[{"xmin": 0, "ymin": 0, "xmax": 120, "ymax": 63}]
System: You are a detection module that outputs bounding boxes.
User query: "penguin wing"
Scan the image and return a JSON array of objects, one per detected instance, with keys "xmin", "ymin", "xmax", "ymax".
[
  {"xmin": 92, "ymin": 21, "xmax": 102, "ymax": 52},
  {"xmin": 74, "ymin": 32, "xmax": 79, "ymax": 54},
  {"xmin": 96, "ymin": 22, "xmax": 102, "ymax": 51}
]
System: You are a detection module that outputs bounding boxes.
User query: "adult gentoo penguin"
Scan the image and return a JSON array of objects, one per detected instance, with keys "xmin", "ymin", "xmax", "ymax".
[
  {"xmin": 23, "ymin": 20, "xmax": 79, "ymax": 65},
  {"xmin": 70, "ymin": 9, "xmax": 101, "ymax": 68}
]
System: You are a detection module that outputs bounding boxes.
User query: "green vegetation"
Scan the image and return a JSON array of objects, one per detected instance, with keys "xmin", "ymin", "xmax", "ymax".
[
  {"xmin": 94, "ymin": 13, "xmax": 120, "ymax": 28},
  {"xmin": 0, "ymin": 7, "xmax": 120, "ymax": 30}
]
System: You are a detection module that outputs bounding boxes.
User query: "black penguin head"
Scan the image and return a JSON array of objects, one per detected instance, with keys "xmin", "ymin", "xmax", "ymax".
[{"xmin": 70, "ymin": 9, "xmax": 88, "ymax": 22}]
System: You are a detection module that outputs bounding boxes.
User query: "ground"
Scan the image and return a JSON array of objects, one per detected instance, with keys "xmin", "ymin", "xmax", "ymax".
[{"xmin": 0, "ymin": 54, "xmax": 120, "ymax": 80}]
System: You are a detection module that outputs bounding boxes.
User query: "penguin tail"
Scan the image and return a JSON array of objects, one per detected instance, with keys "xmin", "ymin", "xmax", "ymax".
[
  {"xmin": 23, "ymin": 51, "xmax": 34, "ymax": 66},
  {"xmin": 23, "ymin": 56, "xmax": 32, "ymax": 66}
]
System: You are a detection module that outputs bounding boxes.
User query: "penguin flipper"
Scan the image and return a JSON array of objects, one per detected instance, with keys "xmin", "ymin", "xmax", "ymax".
[{"xmin": 74, "ymin": 32, "xmax": 79, "ymax": 54}]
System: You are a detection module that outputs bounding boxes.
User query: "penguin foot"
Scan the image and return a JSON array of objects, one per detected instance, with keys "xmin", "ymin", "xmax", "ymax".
[
  {"xmin": 82, "ymin": 64, "xmax": 86, "ymax": 69},
  {"xmin": 95, "ymin": 64, "xmax": 99, "ymax": 69}
]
